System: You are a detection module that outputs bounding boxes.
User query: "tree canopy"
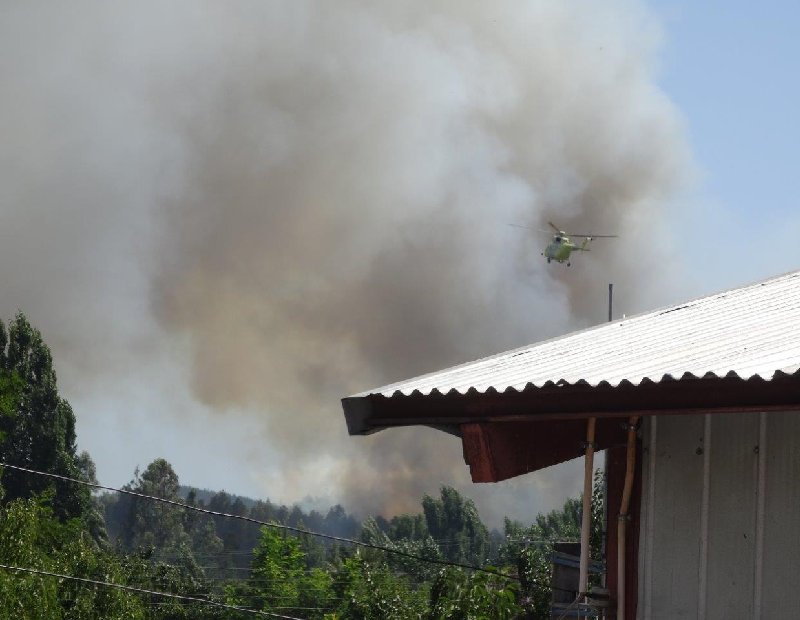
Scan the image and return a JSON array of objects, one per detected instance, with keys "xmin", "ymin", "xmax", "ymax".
[
  {"xmin": 0, "ymin": 313, "xmax": 607, "ymax": 619},
  {"xmin": 0, "ymin": 313, "xmax": 94, "ymax": 525}
]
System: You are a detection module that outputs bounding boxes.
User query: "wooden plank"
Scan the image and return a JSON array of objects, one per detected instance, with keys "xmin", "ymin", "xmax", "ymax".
[
  {"xmin": 459, "ymin": 419, "xmax": 629, "ymax": 483},
  {"xmin": 460, "ymin": 423, "xmax": 496, "ymax": 482}
]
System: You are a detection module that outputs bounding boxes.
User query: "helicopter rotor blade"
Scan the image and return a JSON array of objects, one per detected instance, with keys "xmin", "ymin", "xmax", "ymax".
[
  {"xmin": 568, "ymin": 234, "xmax": 618, "ymax": 238},
  {"xmin": 510, "ymin": 222, "xmax": 617, "ymax": 237},
  {"xmin": 508, "ymin": 224, "xmax": 557, "ymax": 235}
]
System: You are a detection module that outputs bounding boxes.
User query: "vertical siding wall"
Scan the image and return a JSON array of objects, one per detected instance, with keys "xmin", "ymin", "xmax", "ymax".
[{"xmin": 637, "ymin": 411, "xmax": 800, "ymax": 619}]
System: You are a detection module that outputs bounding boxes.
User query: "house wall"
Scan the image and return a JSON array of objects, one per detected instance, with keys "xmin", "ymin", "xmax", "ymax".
[{"xmin": 636, "ymin": 410, "xmax": 800, "ymax": 619}]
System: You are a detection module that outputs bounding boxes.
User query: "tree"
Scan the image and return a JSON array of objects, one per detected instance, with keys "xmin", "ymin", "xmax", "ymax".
[
  {"xmin": 499, "ymin": 468, "xmax": 607, "ymax": 619},
  {"xmin": 0, "ymin": 313, "xmax": 92, "ymax": 525},
  {"xmin": 0, "ymin": 316, "xmax": 229, "ymax": 618},
  {"xmin": 75, "ymin": 449, "xmax": 110, "ymax": 546},
  {"xmin": 116, "ymin": 458, "xmax": 190, "ymax": 556},
  {"xmin": 422, "ymin": 487, "xmax": 489, "ymax": 566},
  {"xmin": 427, "ymin": 568, "xmax": 520, "ymax": 620},
  {"xmin": 250, "ymin": 526, "xmax": 305, "ymax": 610},
  {"xmin": 183, "ymin": 490, "xmax": 225, "ymax": 579},
  {"xmin": 590, "ymin": 468, "xmax": 605, "ymax": 562},
  {"xmin": 388, "ymin": 513, "xmax": 428, "ymax": 541},
  {"xmin": 323, "ymin": 504, "xmax": 359, "ymax": 539},
  {"xmin": 121, "ymin": 547, "xmax": 223, "ymax": 620},
  {"xmin": 360, "ymin": 516, "xmax": 443, "ymax": 582},
  {"xmin": 329, "ymin": 554, "xmax": 426, "ymax": 620},
  {"xmin": 221, "ymin": 496, "xmax": 250, "ymax": 570},
  {"xmin": 239, "ymin": 525, "xmax": 333, "ymax": 618},
  {"xmin": 0, "ymin": 497, "xmax": 145, "ymax": 619},
  {"xmin": 0, "ymin": 320, "xmax": 24, "ymax": 431}
]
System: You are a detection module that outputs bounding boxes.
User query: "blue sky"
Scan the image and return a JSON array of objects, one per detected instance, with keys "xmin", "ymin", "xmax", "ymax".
[{"xmin": 652, "ymin": 0, "xmax": 800, "ymax": 289}]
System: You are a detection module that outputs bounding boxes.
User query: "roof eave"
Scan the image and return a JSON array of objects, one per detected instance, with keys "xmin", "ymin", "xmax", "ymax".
[{"xmin": 342, "ymin": 371, "xmax": 800, "ymax": 436}]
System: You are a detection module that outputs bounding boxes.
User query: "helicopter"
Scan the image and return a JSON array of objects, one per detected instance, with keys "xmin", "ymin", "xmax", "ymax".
[{"xmin": 511, "ymin": 221, "xmax": 618, "ymax": 266}]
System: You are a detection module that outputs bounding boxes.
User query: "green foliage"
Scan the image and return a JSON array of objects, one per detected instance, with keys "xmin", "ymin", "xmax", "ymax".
[
  {"xmin": 121, "ymin": 547, "xmax": 223, "ymax": 620},
  {"xmin": 0, "ymin": 370, "xmax": 23, "ymax": 422},
  {"xmin": 0, "ymin": 318, "xmax": 617, "ymax": 618},
  {"xmin": 590, "ymin": 468, "xmax": 606, "ymax": 562},
  {"xmin": 360, "ymin": 517, "xmax": 443, "ymax": 581},
  {"xmin": 0, "ymin": 314, "xmax": 92, "ymax": 525},
  {"xmin": 329, "ymin": 554, "xmax": 427, "ymax": 620},
  {"xmin": 387, "ymin": 513, "xmax": 428, "ymax": 541},
  {"xmin": 250, "ymin": 526, "xmax": 306, "ymax": 609},
  {"xmin": 0, "ymin": 498, "xmax": 62, "ymax": 618},
  {"xmin": 427, "ymin": 568, "xmax": 520, "ymax": 620},
  {"xmin": 0, "ymin": 498, "xmax": 145, "ymax": 619},
  {"xmin": 303, "ymin": 567, "xmax": 335, "ymax": 615},
  {"xmin": 0, "ymin": 366, "xmax": 23, "ymax": 495},
  {"xmin": 74, "ymin": 451, "xmax": 109, "ymax": 547},
  {"xmin": 499, "ymin": 468, "xmax": 607, "ymax": 618},
  {"xmin": 187, "ymin": 514, "xmax": 225, "ymax": 568},
  {"xmin": 98, "ymin": 460, "xmax": 235, "ymax": 618},
  {"xmin": 234, "ymin": 520, "xmax": 524, "ymax": 620},
  {"xmin": 421, "ymin": 487, "xmax": 489, "ymax": 567},
  {"xmin": 512, "ymin": 541, "xmax": 552, "ymax": 619},
  {"xmin": 237, "ymin": 526, "xmax": 334, "ymax": 618},
  {"xmin": 114, "ymin": 458, "xmax": 190, "ymax": 556}
]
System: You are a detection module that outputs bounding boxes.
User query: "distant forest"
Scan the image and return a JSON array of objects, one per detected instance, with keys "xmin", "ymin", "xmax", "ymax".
[{"xmin": 0, "ymin": 313, "xmax": 602, "ymax": 619}]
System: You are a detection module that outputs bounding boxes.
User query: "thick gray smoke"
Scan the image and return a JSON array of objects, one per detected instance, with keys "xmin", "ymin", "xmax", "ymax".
[{"xmin": 0, "ymin": 1, "xmax": 690, "ymax": 524}]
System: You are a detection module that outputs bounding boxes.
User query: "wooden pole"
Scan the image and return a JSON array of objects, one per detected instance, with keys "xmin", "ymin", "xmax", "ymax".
[
  {"xmin": 579, "ymin": 417, "xmax": 597, "ymax": 601},
  {"xmin": 617, "ymin": 416, "xmax": 639, "ymax": 620}
]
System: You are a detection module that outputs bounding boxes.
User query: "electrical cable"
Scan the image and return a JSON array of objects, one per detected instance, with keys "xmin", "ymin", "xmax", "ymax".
[
  {"xmin": 0, "ymin": 462, "xmax": 517, "ymax": 581},
  {"xmin": 0, "ymin": 563, "xmax": 304, "ymax": 620}
]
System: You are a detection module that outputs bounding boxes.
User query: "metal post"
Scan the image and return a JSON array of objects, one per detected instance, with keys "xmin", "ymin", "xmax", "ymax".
[{"xmin": 608, "ymin": 283, "xmax": 614, "ymax": 322}]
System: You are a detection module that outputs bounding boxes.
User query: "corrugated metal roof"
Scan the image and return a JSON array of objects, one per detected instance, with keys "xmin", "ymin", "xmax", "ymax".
[{"xmin": 352, "ymin": 270, "xmax": 800, "ymax": 398}]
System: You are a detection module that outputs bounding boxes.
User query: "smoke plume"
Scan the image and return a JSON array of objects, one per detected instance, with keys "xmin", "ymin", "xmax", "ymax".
[{"xmin": 0, "ymin": 1, "xmax": 690, "ymax": 524}]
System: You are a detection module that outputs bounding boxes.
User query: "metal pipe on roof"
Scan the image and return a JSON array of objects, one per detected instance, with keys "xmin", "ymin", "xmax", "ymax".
[
  {"xmin": 579, "ymin": 417, "xmax": 597, "ymax": 602},
  {"xmin": 609, "ymin": 283, "xmax": 614, "ymax": 322}
]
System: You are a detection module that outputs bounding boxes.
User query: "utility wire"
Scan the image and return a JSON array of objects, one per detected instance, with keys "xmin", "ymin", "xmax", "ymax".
[
  {"xmin": 0, "ymin": 462, "xmax": 516, "ymax": 581},
  {"xmin": 0, "ymin": 563, "xmax": 303, "ymax": 620}
]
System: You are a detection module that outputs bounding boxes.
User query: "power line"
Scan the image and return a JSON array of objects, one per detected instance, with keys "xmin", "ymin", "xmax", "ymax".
[
  {"xmin": 0, "ymin": 563, "xmax": 303, "ymax": 620},
  {"xmin": 0, "ymin": 462, "xmax": 516, "ymax": 581},
  {"xmin": 504, "ymin": 537, "xmax": 581, "ymax": 544}
]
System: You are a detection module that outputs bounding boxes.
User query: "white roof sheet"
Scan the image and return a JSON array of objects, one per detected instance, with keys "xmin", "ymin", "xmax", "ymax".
[{"xmin": 355, "ymin": 270, "xmax": 800, "ymax": 398}]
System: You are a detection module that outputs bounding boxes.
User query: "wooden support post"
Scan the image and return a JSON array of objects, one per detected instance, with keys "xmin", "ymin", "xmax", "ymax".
[
  {"xmin": 617, "ymin": 416, "xmax": 639, "ymax": 620},
  {"xmin": 579, "ymin": 417, "xmax": 597, "ymax": 601}
]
